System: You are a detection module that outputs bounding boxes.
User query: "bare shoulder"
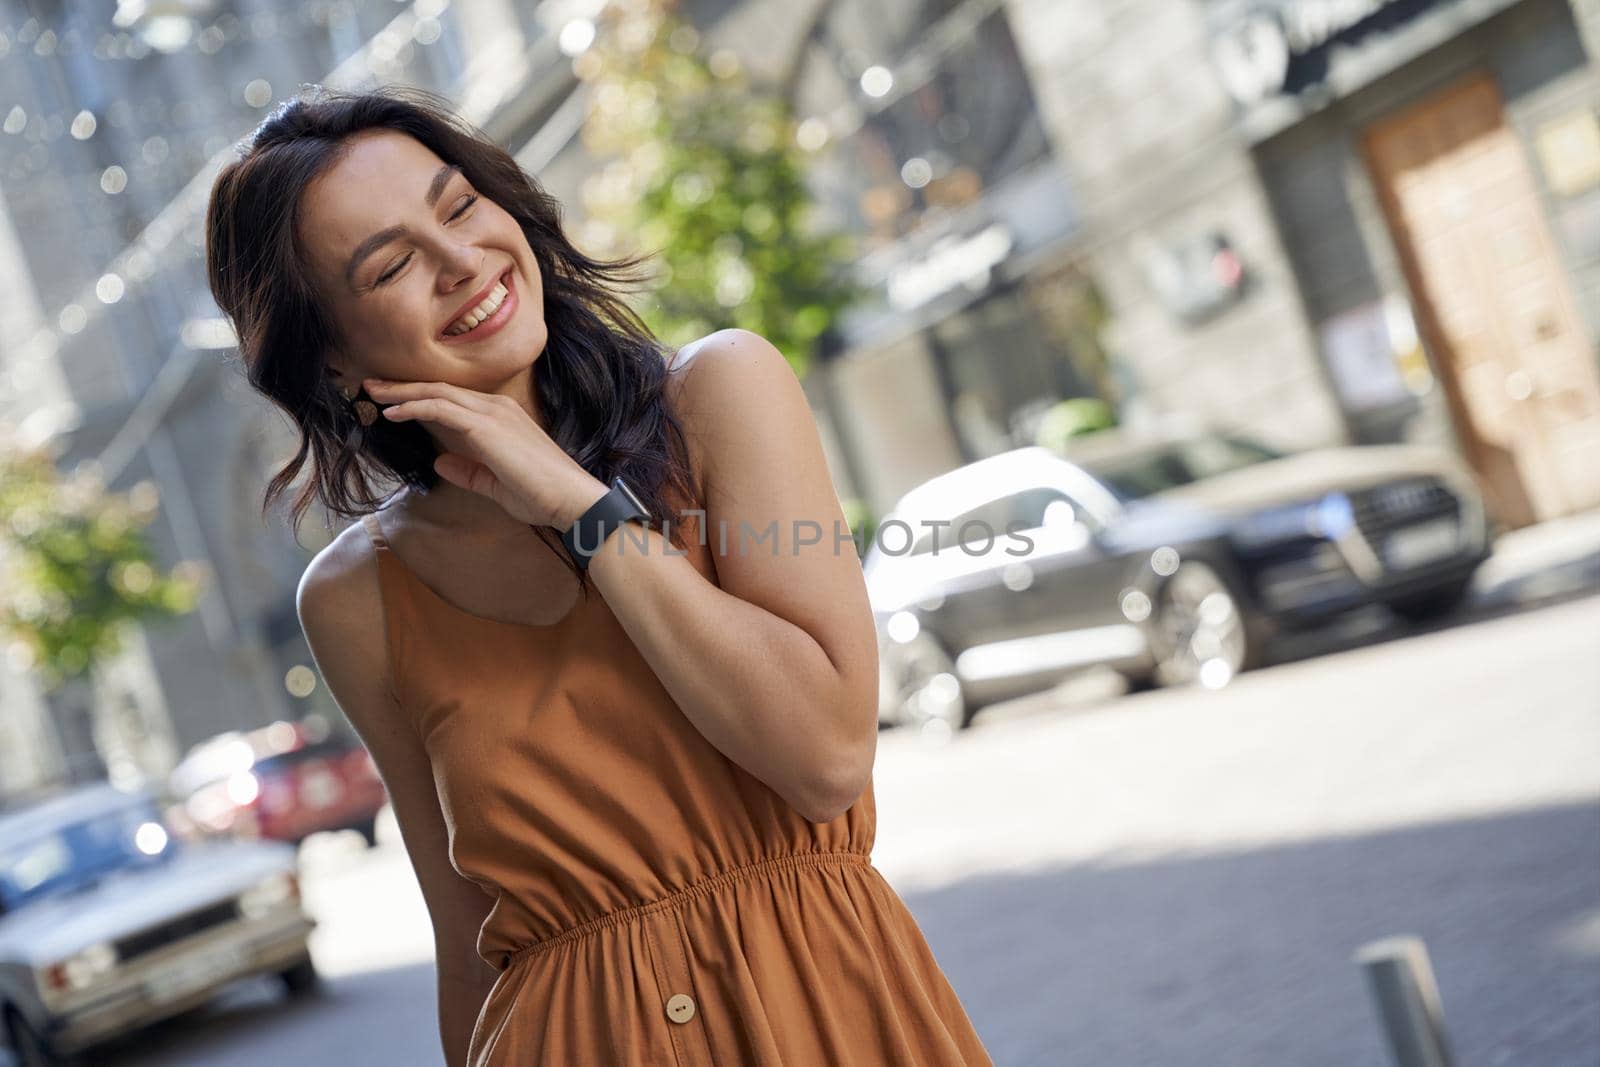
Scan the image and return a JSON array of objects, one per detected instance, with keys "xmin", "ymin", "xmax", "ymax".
[
  {"xmin": 296, "ymin": 519, "xmax": 381, "ymax": 639},
  {"xmin": 294, "ymin": 518, "xmax": 397, "ymax": 735},
  {"xmin": 666, "ymin": 327, "xmax": 788, "ymax": 390},
  {"xmin": 664, "ymin": 329, "xmax": 802, "ymax": 476}
]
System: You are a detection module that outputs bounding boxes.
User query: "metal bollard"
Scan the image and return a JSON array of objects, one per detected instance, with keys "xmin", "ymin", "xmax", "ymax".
[{"xmin": 1353, "ymin": 936, "xmax": 1456, "ymax": 1067}]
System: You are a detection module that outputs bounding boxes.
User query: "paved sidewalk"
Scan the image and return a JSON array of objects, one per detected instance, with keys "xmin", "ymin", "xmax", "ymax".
[{"xmin": 876, "ymin": 594, "xmax": 1600, "ymax": 1067}]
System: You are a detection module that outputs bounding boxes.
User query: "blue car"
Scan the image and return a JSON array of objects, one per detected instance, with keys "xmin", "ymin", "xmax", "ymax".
[{"xmin": 0, "ymin": 782, "xmax": 317, "ymax": 1066}]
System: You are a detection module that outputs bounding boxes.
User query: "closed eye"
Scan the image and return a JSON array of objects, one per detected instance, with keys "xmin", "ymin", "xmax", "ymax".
[{"xmin": 374, "ymin": 193, "xmax": 481, "ymax": 286}]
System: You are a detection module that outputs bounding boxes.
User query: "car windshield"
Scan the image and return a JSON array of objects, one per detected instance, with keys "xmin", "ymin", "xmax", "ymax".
[
  {"xmin": 0, "ymin": 796, "xmax": 174, "ymax": 913},
  {"xmin": 1081, "ymin": 435, "xmax": 1282, "ymax": 500}
]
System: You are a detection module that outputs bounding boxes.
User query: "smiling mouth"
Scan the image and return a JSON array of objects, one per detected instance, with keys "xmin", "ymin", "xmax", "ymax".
[{"xmin": 442, "ymin": 269, "xmax": 515, "ymax": 338}]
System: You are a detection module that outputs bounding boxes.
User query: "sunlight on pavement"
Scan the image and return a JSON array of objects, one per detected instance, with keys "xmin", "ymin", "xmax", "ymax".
[
  {"xmin": 867, "ymin": 596, "xmax": 1600, "ymax": 898},
  {"xmin": 1550, "ymin": 906, "xmax": 1600, "ymax": 961}
]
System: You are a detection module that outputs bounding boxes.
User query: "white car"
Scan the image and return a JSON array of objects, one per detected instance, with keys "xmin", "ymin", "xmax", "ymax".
[{"xmin": 0, "ymin": 782, "xmax": 317, "ymax": 1066}]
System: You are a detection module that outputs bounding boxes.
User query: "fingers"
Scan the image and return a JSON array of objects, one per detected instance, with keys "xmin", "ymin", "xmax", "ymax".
[
  {"xmin": 363, "ymin": 378, "xmax": 498, "ymax": 414},
  {"xmin": 380, "ymin": 395, "xmax": 480, "ymax": 431}
]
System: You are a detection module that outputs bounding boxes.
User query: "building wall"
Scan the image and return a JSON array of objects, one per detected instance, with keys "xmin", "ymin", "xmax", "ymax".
[
  {"xmin": 826, "ymin": 331, "xmax": 968, "ymax": 518},
  {"xmin": 1, "ymin": 0, "xmax": 585, "ymax": 777},
  {"xmin": 1535, "ymin": 1, "xmax": 1600, "ymax": 347},
  {"xmin": 141, "ymin": 362, "xmax": 306, "ymax": 754},
  {"xmin": 1571, "ymin": 0, "xmax": 1600, "ymax": 362},
  {"xmin": 1252, "ymin": 0, "xmax": 1600, "ymax": 449},
  {"xmin": 1003, "ymin": 0, "xmax": 1352, "ymax": 452},
  {"xmin": 1573, "ymin": 0, "xmax": 1600, "ymax": 54}
]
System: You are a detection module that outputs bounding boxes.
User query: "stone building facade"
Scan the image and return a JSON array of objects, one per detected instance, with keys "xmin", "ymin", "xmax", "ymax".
[{"xmin": 1006, "ymin": 0, "xmax": 1600, "ymax": 528}]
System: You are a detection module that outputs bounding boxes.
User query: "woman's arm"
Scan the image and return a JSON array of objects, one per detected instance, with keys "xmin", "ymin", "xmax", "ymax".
[
  {"xmin": 360, "ymin": 327, "xmax": 881, "ymax": 824},
  {"xmin": 584, "ymin": 328, "xmax": 881, "ymax": 823},
  {"xmin": 296, "ymin": 528, "xmax": 499, "ymax": 1067}
]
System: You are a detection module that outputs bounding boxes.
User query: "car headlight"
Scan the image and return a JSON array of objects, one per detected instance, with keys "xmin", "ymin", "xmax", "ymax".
[
  {"xmin": 884, "ymin": 610, "xmax": 921, "ymax": 645},
  {"xmin": 133, "ymin": 819, "xmax": 170, "ymax": 856},
  {"xmin": 238, "ymin": 871, "xmax": 299, "ymax": 919},
  {"xmin": 43, "ymin": 941, "xmax": 118, "ymax": 993}
]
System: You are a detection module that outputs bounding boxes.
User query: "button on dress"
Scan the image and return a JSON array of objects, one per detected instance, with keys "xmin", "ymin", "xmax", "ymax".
[{"xmin": 359, "ymin": 504, "xmax": 993, "ymax": 1067}]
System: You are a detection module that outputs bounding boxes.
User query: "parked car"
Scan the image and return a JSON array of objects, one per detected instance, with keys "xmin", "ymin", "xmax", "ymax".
[
  {"xmin": 166, "ymin": 718, "xmax": 387, "ymax": 848},
  {"xmin": 0, "ymin": 782, "xmax": 316, "ymax": 1066},
  {"xmin": 867, "ymin": 429, "xmax": 1493, "ymax": 729}
]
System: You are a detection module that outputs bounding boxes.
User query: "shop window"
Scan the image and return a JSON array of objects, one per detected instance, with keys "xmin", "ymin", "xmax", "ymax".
[{"xmin": 788, "ymin": 0, "xmax": 1052, "ymax": 252}]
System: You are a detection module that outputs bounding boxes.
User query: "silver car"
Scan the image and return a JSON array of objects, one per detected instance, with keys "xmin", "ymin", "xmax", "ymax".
[{"xmin": 0, "ymin": 782, "xmax": 317, "ymax": 1066}]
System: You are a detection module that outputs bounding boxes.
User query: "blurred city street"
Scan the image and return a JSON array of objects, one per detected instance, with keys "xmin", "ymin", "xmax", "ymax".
[
  {"xmin": 5, "ymin": 1, "xmax": 1600, "ymax": 1064},
  {"xmin": 92, "ymin": 582, "xmax": 1599, "ymax": 1067}
]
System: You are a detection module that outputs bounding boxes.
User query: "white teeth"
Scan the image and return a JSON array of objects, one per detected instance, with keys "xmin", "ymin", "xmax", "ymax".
[{"xmin": 446, "ymin": 280, "xmax": 508, "ymax": 335}]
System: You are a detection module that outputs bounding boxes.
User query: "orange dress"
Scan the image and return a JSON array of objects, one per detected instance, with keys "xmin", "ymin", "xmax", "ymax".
[{"xmin": 358, "ymin": 505, "xmax": 993, "ymax": 1067}]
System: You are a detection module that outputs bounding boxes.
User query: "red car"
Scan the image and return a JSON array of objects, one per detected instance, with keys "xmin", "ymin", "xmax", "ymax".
[{"xmin": 167, "ymin": 719, "xmax": 388, "ymax": 848}]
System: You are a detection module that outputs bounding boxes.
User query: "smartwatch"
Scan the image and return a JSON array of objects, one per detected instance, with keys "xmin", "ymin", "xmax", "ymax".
[{"xmin": 560, "ymin": 476, "xmax": 650, "ymax": 571}]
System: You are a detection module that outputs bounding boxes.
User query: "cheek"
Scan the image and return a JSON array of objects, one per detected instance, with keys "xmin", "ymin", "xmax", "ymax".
[
  {"xmin": 519, "ymin": 255, "xmax": 546, "ymax": 314},
  {"xmin": 488, "ymin": 209, "xmax": 538, "ymax": 277},
  {"xmin": 350, "ymin": 309, "xmax": 407, "ymax": 348},
  {"xmin": 338, "ymin": 292, "xmax": 430, "ymax": 367}
]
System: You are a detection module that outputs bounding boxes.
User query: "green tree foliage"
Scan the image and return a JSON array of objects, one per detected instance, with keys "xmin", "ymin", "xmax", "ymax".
[
  {"xmin": 577, "ymin": 0, "xmax": 861, "ymax": 377},
  {"xmin": 0, "ymin": 447, "xmax": 201, "ymax": 692},
  {"xmin": 1033, "ymin": 398, "xmax": 1116, "ymax": 452},
  {"xmin": 840, "ymin": 496, "xmax": 878, "ymax": 560}
]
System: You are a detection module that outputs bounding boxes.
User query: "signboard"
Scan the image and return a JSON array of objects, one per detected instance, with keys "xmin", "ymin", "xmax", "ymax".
[
  {"xmin": 1209, "ymin": 0, "xmax": 1439, "ymax": 105},
  {"xmin": 887, "ymin": 224, "xmax": 1015, "ymax": 312}
]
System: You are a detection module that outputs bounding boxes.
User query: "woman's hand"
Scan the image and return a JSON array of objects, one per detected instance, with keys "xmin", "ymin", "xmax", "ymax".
[{"xmin": 362, "ymin": 377, "xmax": 607, "ymax": 530}]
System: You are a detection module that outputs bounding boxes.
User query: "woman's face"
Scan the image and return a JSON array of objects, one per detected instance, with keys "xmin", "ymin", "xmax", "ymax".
[{"xmin": 297, "ymin": 128, "xmax": 548, "ymax": 402}]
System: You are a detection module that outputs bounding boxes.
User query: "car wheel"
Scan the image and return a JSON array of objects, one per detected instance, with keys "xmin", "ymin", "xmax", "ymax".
[
  {"xmin": 279, "ymin": 955, "xmax": 321, "ymax": 998},
  {"xmin": 4, "ymin": 1007, "xmax": 71, "ymax": 1067},
  {"xmin": 886, "ymin": 633, "xmax": 971, "ymax": 732},
  {"xmin": 1388, "ymin": 576, "xmax": 1473, "ymax": 623},
  {"xmin": 1149, "ymin": 561, "xmax": 1254, "ymax": 689}
]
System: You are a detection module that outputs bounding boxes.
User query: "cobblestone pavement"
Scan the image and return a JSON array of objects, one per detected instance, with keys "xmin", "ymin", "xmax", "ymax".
[{"xmin": 874, "ymin": 593, "xmax": 1600, "ymax": 1067}]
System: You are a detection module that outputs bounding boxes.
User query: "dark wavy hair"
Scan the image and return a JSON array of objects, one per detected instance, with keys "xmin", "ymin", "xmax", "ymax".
[{"xmin": 204, "ymin": 83, "xmax": 698, "ymax": 583}]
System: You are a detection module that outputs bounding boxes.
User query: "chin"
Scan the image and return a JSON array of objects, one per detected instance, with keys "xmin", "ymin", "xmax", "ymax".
[{"xmin": 477, "ymin": 323, "xmax": 550, "ymax": 386}]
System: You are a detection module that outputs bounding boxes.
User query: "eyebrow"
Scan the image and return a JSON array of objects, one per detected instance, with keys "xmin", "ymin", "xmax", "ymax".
[{"xmin": 344, "ymin": 162, "xmax": 463, "ymax": 289}]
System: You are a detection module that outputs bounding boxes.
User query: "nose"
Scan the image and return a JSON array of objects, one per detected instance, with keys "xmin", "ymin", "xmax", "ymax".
[{"xmin": 438, "ymin": 241, "xmax": 485, "ymax": 291}]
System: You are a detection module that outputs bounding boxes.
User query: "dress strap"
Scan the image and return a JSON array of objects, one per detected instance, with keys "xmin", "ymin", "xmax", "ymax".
[{"xmin": 360, "ymin": 511, "xmax": 389, "ymax": 550}]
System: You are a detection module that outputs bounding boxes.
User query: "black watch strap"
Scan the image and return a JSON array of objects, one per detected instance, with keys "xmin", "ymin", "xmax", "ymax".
[{"xmin": 561, "ymin": 476, "xmax": 650, "ymax": 571}]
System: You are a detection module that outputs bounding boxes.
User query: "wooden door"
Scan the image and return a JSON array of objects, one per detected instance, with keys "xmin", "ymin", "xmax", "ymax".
[{"xmin": 1364, "ymin": 71, "xmax": 1600, "ymax": 526}]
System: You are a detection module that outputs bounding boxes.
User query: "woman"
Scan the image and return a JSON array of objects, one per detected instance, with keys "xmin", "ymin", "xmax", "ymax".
[{"xmin": 206, "ymin": 84, "xmax": 993, "ymax": 1067}]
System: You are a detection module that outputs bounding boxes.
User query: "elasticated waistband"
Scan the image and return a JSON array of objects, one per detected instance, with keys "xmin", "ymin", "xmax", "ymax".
[{"xmin": 497, "ymin": 849, "xmax": 873, "ymax": 971}]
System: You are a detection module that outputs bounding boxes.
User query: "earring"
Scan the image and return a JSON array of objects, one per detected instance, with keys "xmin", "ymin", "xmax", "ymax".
[{"xmin": 341, "ymin": 385, "xmax": 378, "ymax": 427}]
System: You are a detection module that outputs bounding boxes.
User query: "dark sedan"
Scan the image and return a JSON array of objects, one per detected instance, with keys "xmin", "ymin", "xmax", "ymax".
[{"xmin": 866, "ymin": 430, "xmax": 1492, "ymax": 730}]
